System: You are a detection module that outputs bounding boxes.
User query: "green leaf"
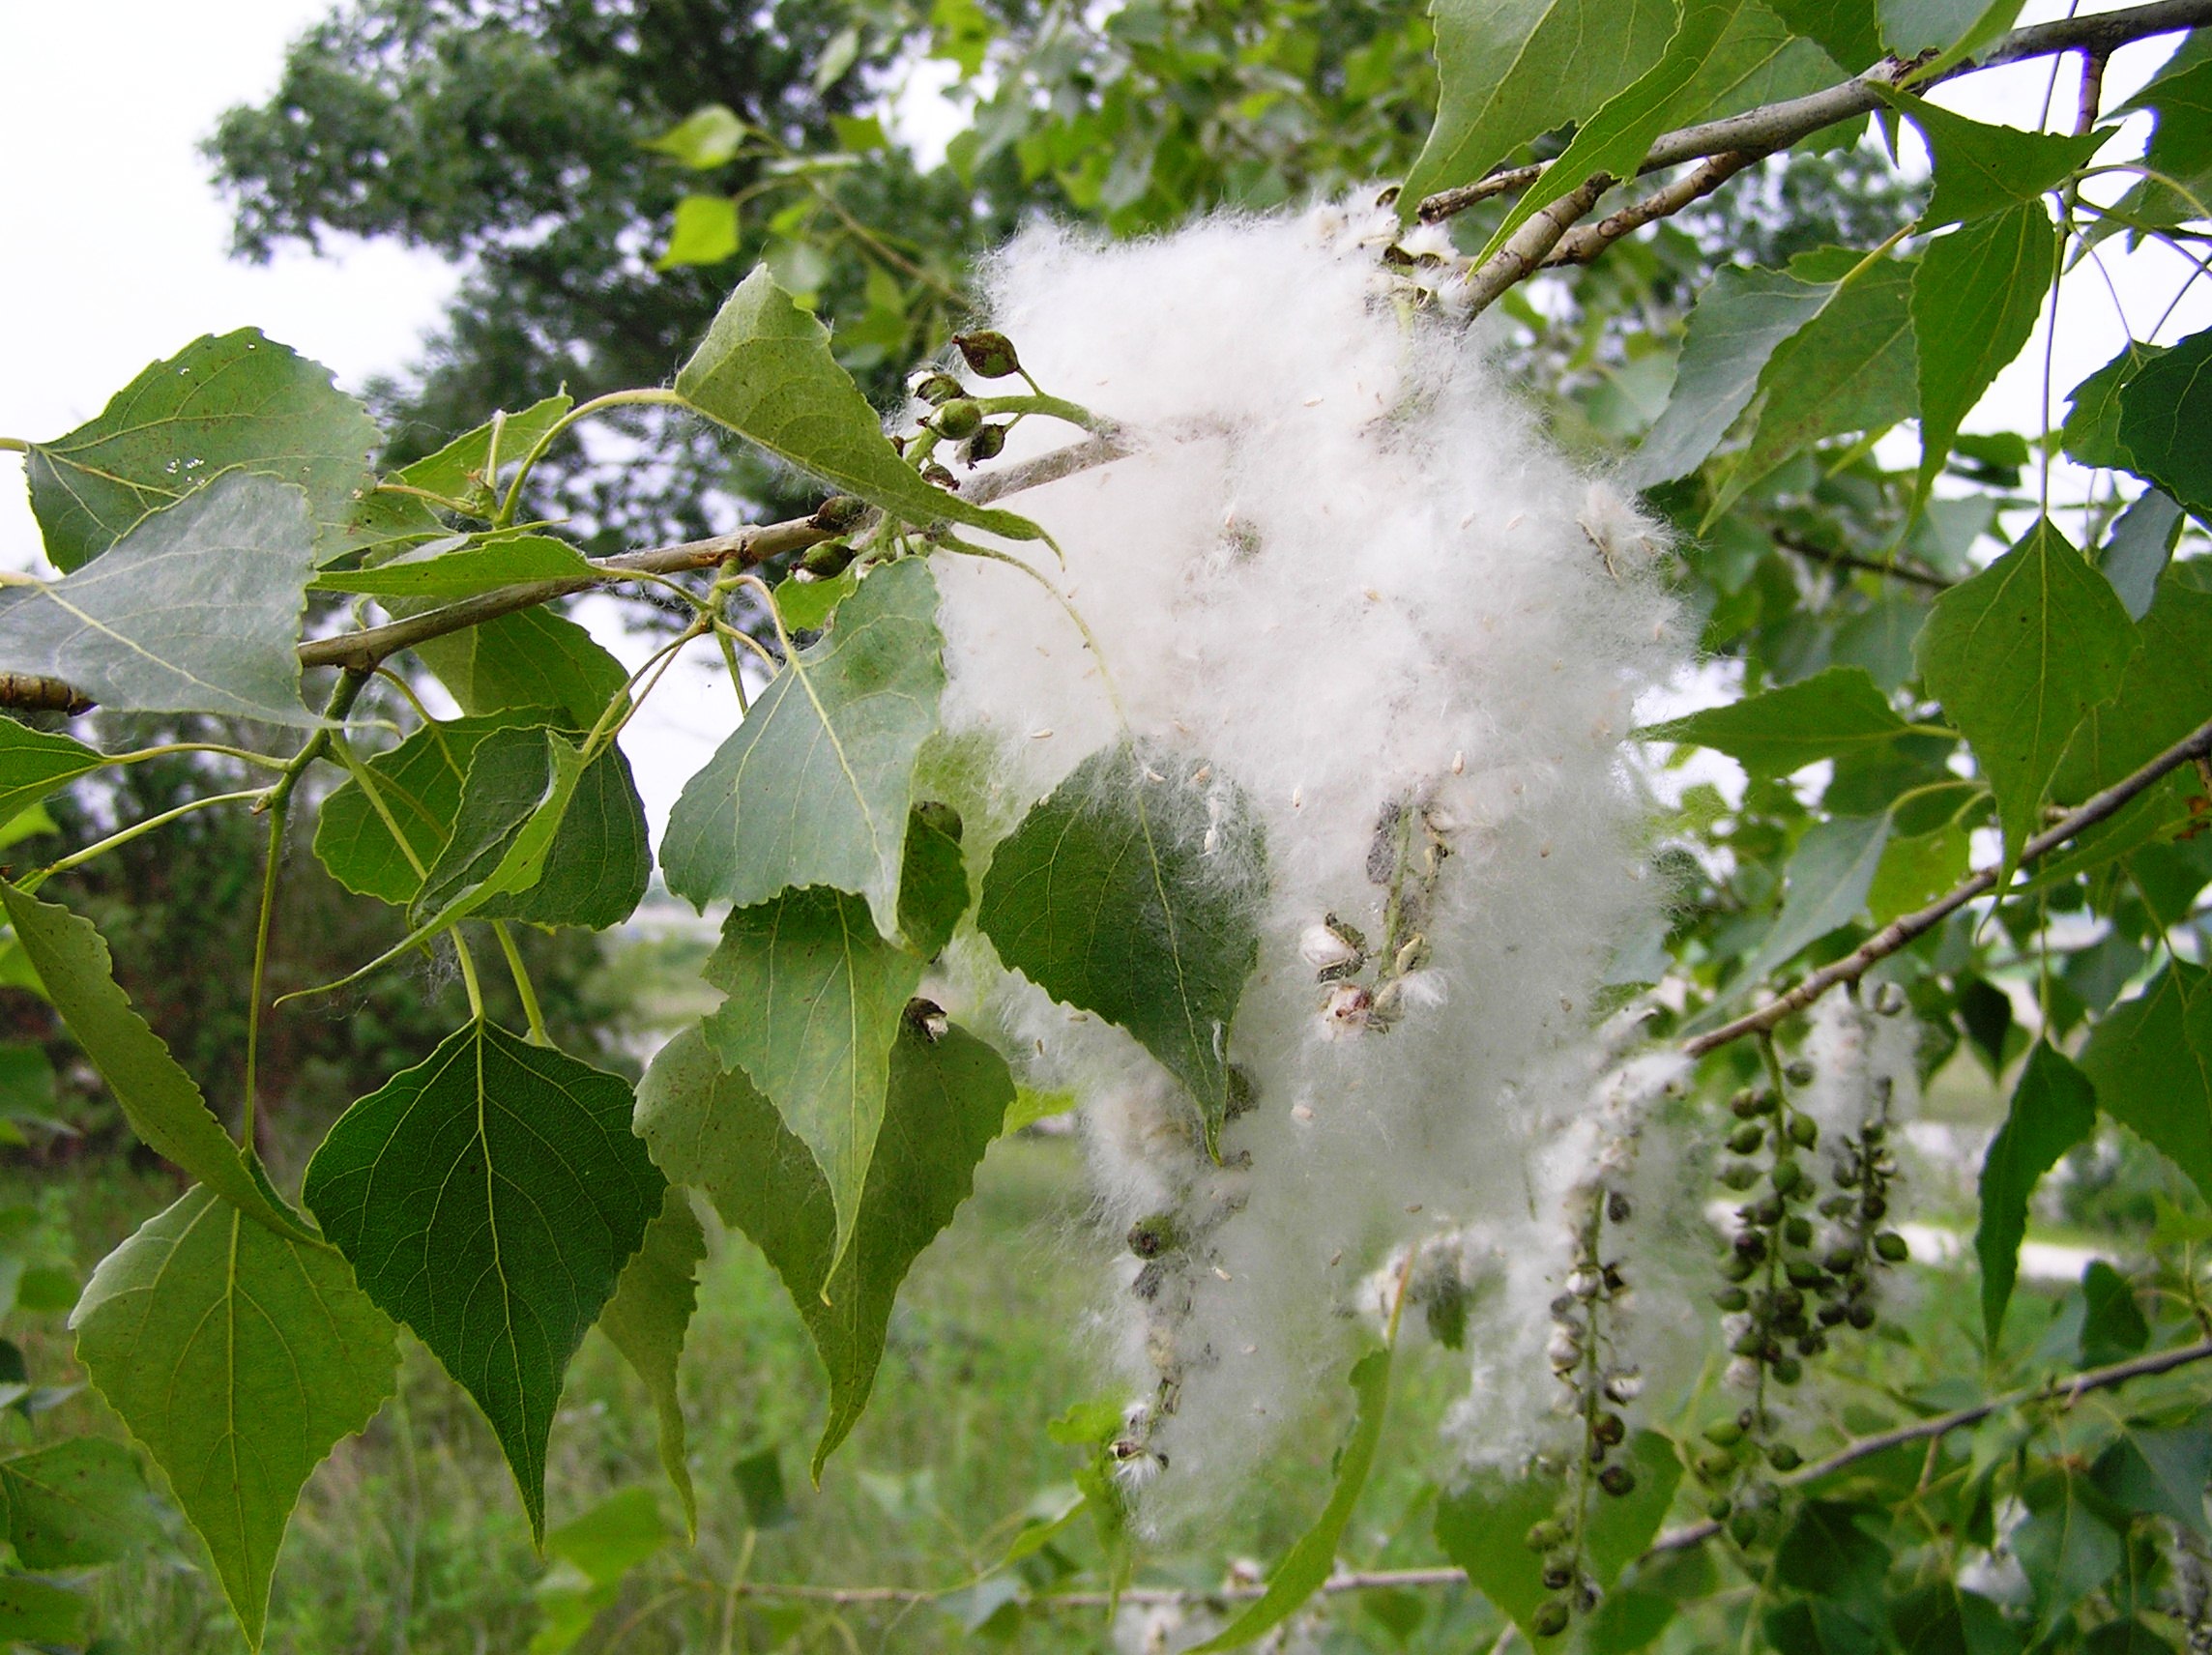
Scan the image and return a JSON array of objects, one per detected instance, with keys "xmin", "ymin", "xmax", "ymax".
[
  {"xmin": 1400, "ymin": 0, "xmax": 1676, "ymax": 211},
  {"xmin": 302, "ymin": 1022, "xmax": 663, "ymax": 1540},
  {"xmin": 1186, "ymin": 1347, "xmax": 1393, "ymax": 1652},
  {"xmin": 0, "ymin": 721, "xmax": 102, "ymax": 827},
  {"xmin": 410, "ymin": 606, "xmax": 627, "ymax": 730},
  {"xmin": 1732, "ymin": 813, "xmax": 1892, "ymax": 989},
  {"xmin": 1585, "ymin": 1432, "xmax": 1683, "ymax": 1586},
  {"xmin": 23, "ymin": 329, "xmax": 376, "ymax": 571},
  {"xmin": 1868, "ymin": 820, "xmax": 1970, "ymax": 924},
  {"xmin": 1976, "ymin": 1041, "xmax": 2098, "ymax": 1343},
  {"xmin": 597, "ymin": 1187, "xmax": 706, "ymax": 1539},
  {"xmin": 1434, "ymin": 1465, "xmax": 1562, "ymax": 1643},
  {"xmin": 72, "ymin": 1186, "xmax": 396, "ymax": 1647},
  {"xmin": 1761, "ymin": 0, "xmax": 1879, "ymax": 74},
  {"xmin": 0, "ymin": 881, "xmax": 306, "ymax": 1240},
  {"xmin": 898, "ymin": 803, "xmax": 970, "ymax": 958},
  {"xmin": 662, "ymin": 559, "xmax": 945, "ymax": 938},
  {"xmin": 1880, "ymin": 0, "xmax": 2020, "ymax": 67},
  {"xmin": 2062, "ymin": 342, "xmax": 2164, "ymax": 472},
  {"xmin": 2101, "ymin": 491, "xmax": 2183, "ymax": 621},
  {"xmin": 0, "ymin": 470, "xmax": 316, "ymax": 725},
  {"xmin": 2115, "ymin": 35, "xmax": 2212, "ymax": 225},
  {"xmin": 976, "ymin": 741, "xmax": 1265, "ymax": 1157},
  {"xmin": 700, "ymin": 888, "xmax": 923, "ymax": 1275},
  {"xmin": 771, "ymin": 567, "xmax": 859, "ymax": 633},
  {"xmin": 674, "ymin": 267, "xmax": 1045, "ymax": 542},
  {"xmin": 1709, "ymin": 257, "xmax": 1918, "ymax": 520},
  {"xmin": 2087, "ymin": 955, "xmax": 2212, "ymax": 1204},
  {"xmin": 389, "ymin": 394, "xmax": 573, "ymax": 511},
  {"xmin": 732, "ymin": 1445, "xmax": 795, "ymax": 1529},
  {"xmin": 530, "ymin": 1485, "xmax": 670, "ymax": 1655},
  {"xmin": 1477, "ymin": 0, "xmax": 1750, "ymax": 261},
  {"xmin": 1915, "ymin": 519, "xmax": 2139, "ymax": 870},
  {"xmin": 0, "ymin": 1573, "xmax": 87, "ymax": 1642},
  {"xmin": 658, "ymin": 195, "xmax": 741, "ymax": 269},
  {"xmin": 1884, "ymin": 92, "xmax": 2101, "ymax": 226},
  {"xmin": 0, "ymin": 1437, "xmax": 155, "ymax": 1568},
  {"xmin": 645, "ymin": 103, "xmax": 748, "ymax": 169},
  {"xmin": 2081, "ymin": 1260, "xmax": 2151, "ymax": 1367},
  {"xmin": 314, "ymin": 708, "xmax": 567, "ymax": 906},
  {"xmin": 2092, "ymin": 1421, "xmax": 2212, "ymax": 1536},
  {"xmin": 1777, "ymin": 1500, "xmax": 1892, "ymax": 1602},
  {"xmin": 312, "ymin": 533, "xmax": 596, "ymax": 600},
  {"xmin": 412, "ymin": 725, "xmax": 650, "ymax": 930},
  {"xmin": 1911, "ymin": 205, "xmax": 2056, "ymax": 503},
  {"xmin": 1636, "ymin": 666, "xmax": 1908, "ymax": 775},
  {"xmin": 2118, "ymin": 325, "xmax": 2212, "ymax": 524},
  {"xmin": 1629, "ymin": 260, "xmax": 1849, "ymax": 486},
  {"xmin": 2015, "ymin": 1466, "xmax": 2124, "ymax": 1632},
  {"xmin": 636, "ymin": 1017, "xmax": 1011, "ymax": 1476},
  {"xmin": 1889, "ymin": 1582, "xmax": 2022, "ymax": 1655}
]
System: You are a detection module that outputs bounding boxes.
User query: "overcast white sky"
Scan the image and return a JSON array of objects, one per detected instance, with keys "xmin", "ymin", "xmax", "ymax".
[{"xmin": 0, "ymin": 0, "xmax": 2204, "ymax": 832}]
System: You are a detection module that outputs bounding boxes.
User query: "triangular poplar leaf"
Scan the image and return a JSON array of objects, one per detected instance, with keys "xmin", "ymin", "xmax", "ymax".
[
  {"xmin": 1975, "ymin": 1040, "xmax": 2098, "ymax": 1343},
  {"xmin": 1477, "ymin": 0, "xmax": 1751, "ymax": 261},
  {"xmin": 1630, "ymin": 259, "xmax": 1843, "ymax": 486},
  {"xmin": 2118, "ymin": 325, "xmax": 2212, "ymax": 526},
  {"xmin": 975, "ymin": 741, "xmax": 1265, "ymax": 1156},
  {"xmin": 1911, "ymin": 205, "xmax": 2056, "ymax": 503},
  {"xmin": 2080, "ymin": 963, "xmax": 2212, "ymax": 1205},
  {"xmin": 1636, "ymin": 666, "xmax": 1908, "ymax": 775},
  {"xmin": 302, "ymin": 1022, "xmax": 664, "ymax": 1540},
  {"xmin": 1883, "ymin": 91, "xmax": 2102, "ymax": 227},
  {"xmin": 674, "ymin": 266, "xmax": 1046, "ymax": 542},
  {"xmin": 2016, "ymin": 1466, "xmax": 2124, "ymax": 1631},
  {"xmin": 597, "ymin": 1186, "xmax": 707, "ymax": 1539},
  {"xmin": 701, "ymin": 887, "xmax": 923, "ymax": 1275},
  {"xmin": 1188, "ymin": 1348, "xmax": 1393, "ymax": 1651},
  {"xmin": 1693, "ymin": 814, "xmax": 1890, "ymax": 1023},
  {"xmin": 1916, "ymin": 519, "xmax": 2139, "ymax": 873},
  {"xmin": 1706, "ymin": 257, "xmax": 1918, "ymax": 522},
  {"xmin": 0, "ymin": 721, "xmax": 103, "ymax": 828},
  {"xmin": 410, "ymin": 606, "xmax": 627, "ymax": 730},
  {"xmin": 311, "ymin": 532, "xmax": 596, "ymax": 600},
  {"xmin": 0, "ymin": 1437, "xmax": 157, "ymax": 1568},
  {"xmin": 661, "ymin": 558, "xmax": 944, "ymax": 937},
  {"xmin": 2091, "ymin": 1423, "xmax": 2212, "ymax": 1537},
  {"xmin": 389, "ymin": 394, "xmax": 573, "ymax": 513},
  {"xmin": 22, "ymin": 329, "xmax": 377, "ymax": 572},
  {"xmin": 2062, "ymin": 340, "xmax": 2164, "ymax": 472},
  {"xmin": 1762, "ymin": 0, "xmax": 1880, "ymax": 73},
  {"xmin": 1435, "ymin": 1464, "xmax": 1561, "ymax": 1643},
  {"xmin": 314, "ymin": 707, "xmax": 569, "ymax": 906},
  {"xmin": 1882, "ymin": 0, "xmax": 2025, "ymax": 75},
  {"xmin": 2100, "ymin": 490, "xmax": 2183, "ymax": 621},
  {"xmin": 0, "ymin": 882, "xmax": 308, "ymax": 1240},
  {"xmin": 71, "ymin": 1186, "xmax": 397, "ymax": 1647},
  {"xmin": 636, "ymin": 1017, "xmax": 1010, "ymax": 1478},
  {"xmin": 1400, "ymin": 0, "xmax": 1677, "ymax": 213},
  {"xmin": 0, "ymin": 472, "xmax": 316, "ymax": 725},
  {"xmin": 411, "ymin": 725, "xmax": 648, "ymax": 930}
]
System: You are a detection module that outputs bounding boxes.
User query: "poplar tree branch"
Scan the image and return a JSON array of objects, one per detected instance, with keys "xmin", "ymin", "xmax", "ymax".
[{"xmin": 1682, "ymin": 713, "xmax": 2212, "ymax": 1057}]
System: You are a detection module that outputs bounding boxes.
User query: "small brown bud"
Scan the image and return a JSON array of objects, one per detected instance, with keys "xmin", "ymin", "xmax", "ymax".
[{"xmin": 965, "ymin": 422, "xmax": 1007, "ymax": 464}]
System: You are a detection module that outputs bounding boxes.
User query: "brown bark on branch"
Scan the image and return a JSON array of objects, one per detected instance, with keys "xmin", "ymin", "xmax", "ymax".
[{"xmin": 1682, "ymin": 713, "xmax": 2212, "ymax": 1057}]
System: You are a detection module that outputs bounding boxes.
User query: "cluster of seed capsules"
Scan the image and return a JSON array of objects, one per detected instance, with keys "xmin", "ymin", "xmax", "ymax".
[
  {"xmin": 1521, "ymin": 1181, "xmax": 1644, "ymax": 1638},
  {"xmin": 1696, "ymin": 1067, "xmax": 1907, "ymax": 1545}
]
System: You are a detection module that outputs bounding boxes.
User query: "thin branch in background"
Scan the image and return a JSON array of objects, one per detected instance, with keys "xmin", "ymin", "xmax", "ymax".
[
  {"xmin": 1683, "ymin": 713, "xmax": 2212, "ymax": 1057},
  {"xmin": 1774, "ymin": 534, "xmax": 1954, "ymax": 591}
]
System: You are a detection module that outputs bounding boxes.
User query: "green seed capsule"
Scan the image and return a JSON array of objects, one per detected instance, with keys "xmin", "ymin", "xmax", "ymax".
[
  {"xmin": 1598, "ymin": 1464, "xmax": 1637, "ymax": 1497},
  {"xmin": 1722, "ymin": 1254, "xmax": 1757, "ymax": 1283},
  {"xmin": 1766, "ymin": 1442, "xmax": 1802, "ymax": 1471},
  {"xmin": 1784, "ymin": 1060, "xmax": 1816, "ymax": 1086},
  {"xmin": 908, "ymin": 370, "xmax": 964, "ymax": 405},
  {"xmin": 934, "ymin": 398, "xmax": 982, "ymax": 439},
  {"xmin": 1713, "ymin": 1287, "xmax": 1749, "ymax": 1312},
  {"xmin": 1771, "ymin": 1356, "xmax": 1803, "ymax": 1385},
  {"xmin": 1697, "ymin": 1449, "xmax": 1735, "ymax": 1482},
  {"xmin": 1593, "ymin": 1411, "xmax": 1626, "ymax": 1447},
  {"xmin": 1848, "ymin": 1301, "xmax": 1877, "ymax": 1330},
  {"xmin": 1703, "ymin": 1419, "xmax": 1744, "ymax": 1447},
  {"xmin": 1532, "ymin": 1598, "xmax": 1572, "ymax": 1639},
  {"xmin": 1788, "ymin": 1114, "xmax": 1819, "ymax": 1148},
  {"xmin": 809, "ymin": 494, "xmax": 869, "ymax": 532},
  {"xmin": 1525, "ymin": 1519, "xmax": 1570, "ymax": 1552},
  {"xmin": 1874, "ymin": 1232, "xmax": 1909, "ymax": 1263},
  {"xmin": 1771, "ymin": 1159, "xmax": 1803, "ymax": 1196},
  {"xmin": 1729, "ymin": 1510, "xmax": 1761, "ymax": 1548},
  {"xmin": 1784, "ymin": 1216, "xmax": 1814, "ymax": 1248},
  {"xmin": 1542, "ymin": 1562, "xmax": 1575, "ymax": 1590},
  {"xmin": 1126, "ymin": 1214, "xmax": 1179, "ymax": 1258},
  {"xmin": 952, "ymin": 330, "xmax": 1023, "ymax": 378},
  {"xmin": 800, "ymin": 540, "xmax": 858, "ymax": 578},
  {"xmin": 965, "ymin": 422, "xmax": 1007, "ymax": 463},
  {"xmin": 1720, "ymin": 1162, "xmax": 1761, "ymax": 1191},
  {"xmin": 1728, "ymin": 1123, "xmax": 1765, "ymax": 1154}
]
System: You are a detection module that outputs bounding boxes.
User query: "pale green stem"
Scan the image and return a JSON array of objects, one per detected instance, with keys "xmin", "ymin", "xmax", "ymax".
[
  {"xmin": 451, "ymin": 930, "xmax": 486, "ymax": 1022},
  {"xmin": 491, "ymin": 921, "xmax": 550, "ymax": 1045},
  {"xmin": 26, "ymin": 791, "xmax": 265, "ymax": 891},
  {"xmin": 114, "ymin": 741, "xmax": 290, "ymax": 773},
  {"xmin": 496, "ymin": 388, "xmax": 688, "ymax": 528},
  {"xmin": 0, "ymin": 437, "xmax": 25, "ymax": 454},
  {"xmin": 975, "ymin": 392, "xmax": 1109, "ymax": 433},
  {"xmin": 242, "ymin": 796, "xmax": 289, "ymax": 1148}
]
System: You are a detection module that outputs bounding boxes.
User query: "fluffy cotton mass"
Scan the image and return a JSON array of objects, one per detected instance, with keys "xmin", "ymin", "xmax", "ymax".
[{"xmin": 922, "ymin": 205, "xmax": 1686, "ymax": 1524}]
